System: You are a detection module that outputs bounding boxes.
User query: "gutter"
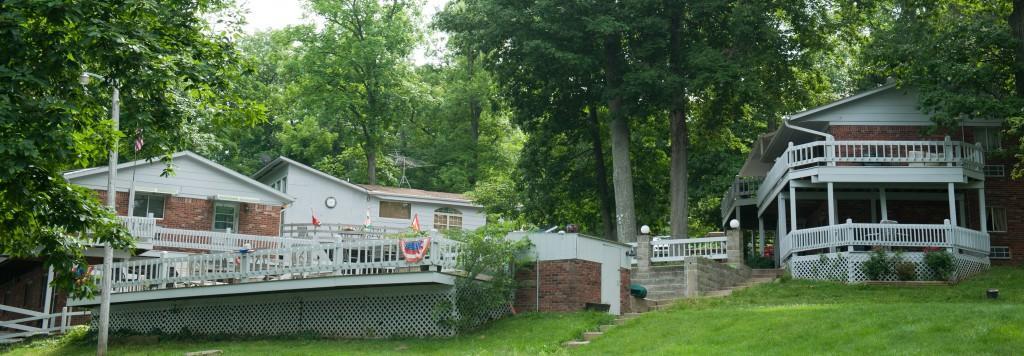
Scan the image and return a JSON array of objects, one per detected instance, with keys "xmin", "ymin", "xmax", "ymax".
[{"xmin": 783, "ymin": 116, "xmax": 834, "ymax": 141}]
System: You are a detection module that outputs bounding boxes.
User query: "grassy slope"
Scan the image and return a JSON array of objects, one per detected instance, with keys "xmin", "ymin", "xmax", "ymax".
[
  {"xmin": 580, "ymin": 267, "xmax": 1024, "ymax": 355},
  {"xmin": 4, "ymin": 312, "xmax": 611, "ymax": 356}
]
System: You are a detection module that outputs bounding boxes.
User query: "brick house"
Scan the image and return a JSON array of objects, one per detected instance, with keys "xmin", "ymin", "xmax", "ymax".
[
  {"xmin": 1, "ymin": 151, "xmax": 293, "ymax": 329},
  {"xmin": 720, "ymin": 83, "xmax": 1021, "ymax": 282}
]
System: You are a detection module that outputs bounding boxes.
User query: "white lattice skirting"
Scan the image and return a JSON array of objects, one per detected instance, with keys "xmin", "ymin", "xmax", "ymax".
[
  {"xmin": 91, "ymin": 284, "xmax": 508, "ymax": 338},
  {"xmin": 788, "ymin": 252, "xmax": 989, "ymax": 283}
]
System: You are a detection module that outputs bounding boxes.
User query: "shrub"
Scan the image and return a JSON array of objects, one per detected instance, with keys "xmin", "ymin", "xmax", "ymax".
[
  {"xmin": 746, "ymin": 255, "xmax": 775, "ymax": 269},
  {"xmin": 893, "ymin": 252, "xmax": 916, "ymax": 281},
  {"xmin": 861, "ymin": 247, "xmax": 892, "ymax": 280},
  {"xmin": 924, "ymin": 247, "xmax": 954, "ymax": 281}
]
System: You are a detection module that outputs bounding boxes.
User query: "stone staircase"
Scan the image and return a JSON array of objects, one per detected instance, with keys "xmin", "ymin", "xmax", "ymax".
[{"xmin": 562, "ymin": 268, "xmax": 784, "ymax": 349}]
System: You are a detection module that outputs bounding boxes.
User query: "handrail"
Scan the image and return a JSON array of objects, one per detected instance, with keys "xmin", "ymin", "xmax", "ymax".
[
  {"xmin": 756, "ymin": 139, "xmax": 985, "ymax": 208},
  {"xmin": 92, "ymin": 235, "xmax": 461, "ymax": 294},
  {"xmin": 721, "ymin": 176, "xmax": 763, "ymax": 221},
  {"xmin": 116, "ymin": 216, "xmax": 319, "ymax": 252},
  {"xmin": 780, "ymin": 221, "xmax": 990, "ymax": 262},
  {"xmin": 627, "ymin": 236, "xmax": 728, "ymax": 263}
]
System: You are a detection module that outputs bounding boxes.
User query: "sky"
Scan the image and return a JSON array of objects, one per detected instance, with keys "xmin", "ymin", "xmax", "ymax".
[{"xmin": 238, "ymin": 0, "xmax": 449, "ymax": 65}]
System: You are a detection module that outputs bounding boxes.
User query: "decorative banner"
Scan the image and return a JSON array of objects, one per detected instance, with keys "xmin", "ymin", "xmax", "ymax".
[{"xmin": 401, "ymin": 237, "xmax": 431, "ymax": 263}]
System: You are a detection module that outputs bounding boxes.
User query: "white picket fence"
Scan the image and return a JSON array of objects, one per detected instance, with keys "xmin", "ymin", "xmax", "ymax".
[
  {"xmin": 0, "ymin": 304, "xmax": 90, "ymax": 343},
  {"xmin": 780, "ymin": 220, "xmax": 990, "ymax": 262},
  {"xmin": 93, "ymin": 236, "xmax": 462, "ymax": 294},
  {"xmin": 628, "ymin": 236, "xmax": 728, "ymax": 263}
]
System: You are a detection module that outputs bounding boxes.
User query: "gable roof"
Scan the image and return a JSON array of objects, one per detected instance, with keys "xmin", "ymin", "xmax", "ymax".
[
  {"xmin": 253, "ymin": 156, "xmax": 479, "ymax": 207},
  {"xmin": 64, "ymin": 151, "xmax": 294, "ymax": 203},
  {"xmin": 252, "ymin": 156, "xmax": 368, "ymax": 193},
  {"xmin": 785, "ymin": 82, "xmax": 898, "ymax": 123},
  {"xmin": 359, "ymin": 184, "xmax": 476, "ymax": 206}
]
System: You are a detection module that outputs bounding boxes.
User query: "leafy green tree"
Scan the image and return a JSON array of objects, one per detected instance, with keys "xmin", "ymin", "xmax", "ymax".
[{"xmin": 0, "ymin": 0, "xmax": 251, "ymax": 297}]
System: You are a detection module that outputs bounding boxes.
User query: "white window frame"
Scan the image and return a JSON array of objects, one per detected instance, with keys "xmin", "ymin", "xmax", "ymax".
[
  {"xmin": 983, "ymin": 165, "xmax": 1005, "ymax": 177},
  {"xmin": 132, "ymin": 193, "xmax": 166, "ymax": 219},
  {"xmin": 213, "ymin": 201, "xmax": 240, "ymax": 232},
  {"xmin": 271, "ymin": 176, "xmax": 288, "ymax": 193},
  {"xmin": 433, "ymin": 207, "xmax": 463, "ymax": 231},
  {"xmin": 991, "ymin": 246, "xmax": 1011, "ymax": 260},
  {"xmin": 986, "ymin": 207, "xmax": 1008, "ymax": 233}
]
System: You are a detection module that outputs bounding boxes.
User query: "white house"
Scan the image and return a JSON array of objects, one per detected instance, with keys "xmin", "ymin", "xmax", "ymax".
[{"xmin": 252, "ymin": 156, "xmax": 486, "ymax": 232}]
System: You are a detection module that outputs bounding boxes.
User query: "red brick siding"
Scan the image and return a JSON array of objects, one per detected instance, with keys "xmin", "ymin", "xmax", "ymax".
[
  {"xmin": 93, "ymin": 190, "xmax": 283, "ymax": 237},
  {"xmin": 238, "ymin": 203, "xmax": 283, "ymax": 236},
  {"xmin": 829, "ymin": 125, "xmax": 971, "ymax": 141},
  {"xmin": 514, "ymin": 259, "xmax": 601, "ymax": 312},
  {"xmin": 619, "ymin": 268, "xmax": 630, "ymax": 314},
  {"xmin": 0, "ymin": 260, "xmax": 93, "ymax": 327}
]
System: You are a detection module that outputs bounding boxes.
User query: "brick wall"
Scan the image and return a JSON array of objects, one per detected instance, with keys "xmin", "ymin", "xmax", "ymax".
[
  {"xmin": 93, "ymin": 190, "xmax": 283, "ymax": 237},
  {"xmin": 238, "ymin": 203, "xmax": 283, "ymax": 236},
  {"xmin": 514, "ymin": 259, "xmax": 601, "ymax": 312},
  {"xmin": 829, "ymin": 125, "xmax": 971, "ymax": 141},
  {"xmin": 0, "ymin": 260, "xmax": 92, "ymax": 327},
  {"xmin": 619, "ymin": 268, "xmax": 630, "ymax": 314}
]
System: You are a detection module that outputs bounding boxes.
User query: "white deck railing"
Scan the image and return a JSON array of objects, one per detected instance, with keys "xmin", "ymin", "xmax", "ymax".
[
  {"xmin": 628, "ymin": 236, "xmax": 728, "ymax": 263},
  {"xmin": 780, "ymin": 221, "xmax": 990, "ymax": 261},
  {"xmin": 756, "ymin": 139, "xmax": 984, "ymax": 207},
  {"xmin": 720, "ymin": 176, "xmax": 763, "ymax": 222},
  {"xmin": 92, "ymin": 236, "xmax": 461, "ymax": 294},
  {"xmin": 281, "ymin": 223, "xmax": 408, "ymax": 241},
  {"xmin": 116, "ymin": 216, "xmax": 319, "ymax": 252}
]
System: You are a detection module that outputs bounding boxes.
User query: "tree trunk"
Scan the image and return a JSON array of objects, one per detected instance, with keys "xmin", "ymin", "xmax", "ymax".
[
  {"xmin": 366, "ymin": 147, "xmax": 377, "ymax": 185},
  {"xmin": 667, "ymin": 3, "xmax": 689, "ymax": 239},
  {"xmin": 588, "ymin": 106, "xmax": 616, "ymax": 240},
  {"xmin": 604, "ymin": 34, "xmax": 637, "ymax": 243},
  {"xmin": 1010, "ymin": 0, "xmax": 1024, "ymax": 97},
  {"xmin": 468, "ymin": 52, "xmax": 482, "ymax": 185}
]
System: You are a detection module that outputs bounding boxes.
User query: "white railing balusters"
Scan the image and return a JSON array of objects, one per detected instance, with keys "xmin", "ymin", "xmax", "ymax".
[
  {"xmin": 627, "ymin": 236, "xmax": 728, "ymax": 263},
  {"xmin": 781, "ymin": 223, "xmax": 990, "ymax": 262}
]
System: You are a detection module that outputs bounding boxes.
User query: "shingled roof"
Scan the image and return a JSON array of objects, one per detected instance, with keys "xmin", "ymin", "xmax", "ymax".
[{"xmin": 358, "ymin": 184, "xmax": 472, "ymax": 203}]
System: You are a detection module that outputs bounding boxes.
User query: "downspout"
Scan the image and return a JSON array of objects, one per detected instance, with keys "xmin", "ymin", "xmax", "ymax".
[{"xmin": 782, "ymin": 116, "xmax": 834, "ymax": 141}]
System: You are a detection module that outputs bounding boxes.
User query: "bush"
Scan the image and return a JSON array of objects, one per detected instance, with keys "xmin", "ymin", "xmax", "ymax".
[
  {"xmin": 746, "ymin": 255, "xmax": 775, "ymax": 269},
  {"xmin": 893, "ymin": 253, "xmax": 917, "ymax": 281},
  {"xmin": 924, "ymin": 247, "xmax": 954, "ymax": 281},
  {"xmin": 862, "ymin": 247, "xmax": 892, "ymax": 280}
]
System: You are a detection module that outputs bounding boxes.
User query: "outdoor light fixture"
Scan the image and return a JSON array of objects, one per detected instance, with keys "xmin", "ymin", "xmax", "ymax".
[
  {"xmin": 640, "ymin": 225, "xmax": 651, "ymax": 235},
  {"xmin": 78, "ymin": 72, "xmax": 91, "ymax": 85},
  {"xmin": 730, "ymin": 219, "xmax": 740, "ymax": 229}
]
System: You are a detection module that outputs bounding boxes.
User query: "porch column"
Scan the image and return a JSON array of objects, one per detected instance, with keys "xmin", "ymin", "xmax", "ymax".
[
  {"xmin": 777, "ymin": 194, "xmax": 787, "ymax": 267},
  {"xmin": 979, "ymin": 187, "xmax": 988, "ymax": 234},
  {"xmin": 947, "ymin": 183, "xmax": 958, "ymax": 226},
  {"xmin": 827, "ymin": 182, "xmax": 837, "ymax": 226},
  {"xmin": 758, "ymin": 217, "xmax": 766, "ymax": 256},
  {"xmin": 789, "ymin": 185, "xmax": 797, "ymax": 231},
  {"xmin": 879, "ymin": 188, "xmax": 889, "ymax": 221}
]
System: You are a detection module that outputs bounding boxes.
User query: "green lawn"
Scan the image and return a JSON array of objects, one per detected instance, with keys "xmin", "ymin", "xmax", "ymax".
[
  {"xmin": 3, "ymin": 312, "xmax": 611, "ymax": 356},
  {"xmin": 579, "ymin": 266, "xmax": 1024, "ymax": 355},
  {"xmin": 7, "ymin": 267, "xmax": 1024, "ymax": 355}
]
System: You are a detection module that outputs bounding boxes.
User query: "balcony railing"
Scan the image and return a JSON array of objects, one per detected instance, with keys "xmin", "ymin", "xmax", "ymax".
[
  {"xmin": 779, "ymin": 220, "xmax": 989, "ymax": 262},
  {"xmin": 281, "ymin": 223, "xmax": 409, "ymax": 241},
  {"xmin": 117, "ymin": 216, "xmax": 317, "ymax": 252},
  {"xmin": 720, "ymin": 176, "xmax": 763, "ymax": 222},
  {"xmin": 627, "ymin": 236, "xmax": 729, "ymax": 263},
  {"xmin": 92, "ymin": 236, "xmax": 461, "ymax": 294},
  {"xmin": 756, "ymin": 139, "xmax": 984, "ymax": 207}
]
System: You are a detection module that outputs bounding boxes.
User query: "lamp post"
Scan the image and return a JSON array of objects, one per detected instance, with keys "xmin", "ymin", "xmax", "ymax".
[{"xmin": 79, "ymin": 72, "xmax": 117, "ymax": 356}]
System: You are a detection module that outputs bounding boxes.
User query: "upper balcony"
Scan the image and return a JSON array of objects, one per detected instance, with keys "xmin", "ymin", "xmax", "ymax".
[
  {"xmin": 755, "ymin": 138, "xmax": 984, "ymax": 209},
  {"xmin": 720, "ymin": 176, "xmax": 763, "ymax": 224},
  {"xmin": 116, "ymin": 216, "xmax": 319, "ymax": 252}
]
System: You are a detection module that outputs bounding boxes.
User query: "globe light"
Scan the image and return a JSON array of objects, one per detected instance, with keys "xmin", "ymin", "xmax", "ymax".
[
  {"xmin": 640, "ymin": 225, "xmax": 651, "ymax": 234},
  {"xmin": 729, "ymin": 219, "xmax": 740, "ymax": 229}
]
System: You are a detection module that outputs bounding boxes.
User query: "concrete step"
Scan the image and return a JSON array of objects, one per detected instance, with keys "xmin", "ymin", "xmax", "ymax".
[
  {"xmin": 631, "ymin": 271, "xmax": 687, "ymax": 280},
  {"xmin": 702, "ymin": 289, "xmax": 733, "ymax": 298},
  {"xmin": 646, "ymin": 290, "xmax": 687, "ymax": 299},
  {"xmin": 599, "ymin": 324, "xmax": 616, "ymax": 332},
  {"xmin": 631, "ymin": 278, "xmax": 687, "ymax": 286},
  {"xmin": 583, "ymin": 331, "xmax": 603, "ymax": 341},
  {"xmin": 563, "ymin": 340, "xmax": 590, "ymax": 349},
  {"xmin": 642, "ymin": 283, "xmax": 686, "ymax": 291},
  {"xmin": 750, "ymin": 269, "xmax": 784, "ymax": 277}
]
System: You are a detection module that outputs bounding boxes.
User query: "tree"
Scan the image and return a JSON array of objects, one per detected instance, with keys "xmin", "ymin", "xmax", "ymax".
[
  {"xmin": 295, "ymin": 0, "xmax": 421, "ymax": 185},
  {"xmin": 0, "ymin": 0, "xmax": 252, "ymax": 297}
]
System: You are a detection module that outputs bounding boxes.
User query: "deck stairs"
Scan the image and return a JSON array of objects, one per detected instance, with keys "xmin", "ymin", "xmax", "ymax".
[{"xmin": 562, "ymin": 268, "xmax": 783, "ymax": 349}]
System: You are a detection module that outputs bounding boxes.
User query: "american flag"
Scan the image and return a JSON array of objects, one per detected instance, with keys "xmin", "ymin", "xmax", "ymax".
[{"xmin": 134, "ymin": 128, "xmax": 144, "ymax": 152}]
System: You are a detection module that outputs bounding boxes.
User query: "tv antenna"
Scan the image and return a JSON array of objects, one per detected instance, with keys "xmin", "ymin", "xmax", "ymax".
[{"xmin": 389, "ymin": 151, "xmax": 431, "ymax": 188}]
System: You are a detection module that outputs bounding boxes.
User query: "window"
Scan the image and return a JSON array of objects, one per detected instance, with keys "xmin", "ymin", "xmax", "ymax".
[
  {"xmin": 991, "ymin": 246, "xmax": 1011, "ymax": 259},
  {"xmin": 975, "ymin": 127, "xmax": 1003, "ymax": 152},
  {"xmin": 213, "ymin": 202, "xmax": 239, "ymax": 232},
  {"xmin": 983, "ymin": 165, "xmax": 1005, "ymax": 177},
  {"xmin": 132, "ymin": 194, "xmax": 165, "ymax": 218},
  {"xmin": 434, "ymin": 207, "xmax": 463, "ymax": 231},
  {"xmin": 987, "ymin": 207, "xmax": 1008, "ymax": 232},
  {"xmin": 379, "ymin": 201, "xmax": 411, "ymax": 219},
  {"xmin": 270, "ymin": 176, "xmax": 287, "ymax": 193}
]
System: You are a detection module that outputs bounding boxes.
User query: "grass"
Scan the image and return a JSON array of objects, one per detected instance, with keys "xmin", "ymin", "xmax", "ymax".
[
  {"xmin": 579, "ymin": 266, "xmax": 1024, "ymax": 355},
  {"xmin": 3, "ymin": 312, "xmax": 611, "ymax": 356},
  {"xmin": 7, "ymin": 267, "xmax": 1024, "ymax": 355}
]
